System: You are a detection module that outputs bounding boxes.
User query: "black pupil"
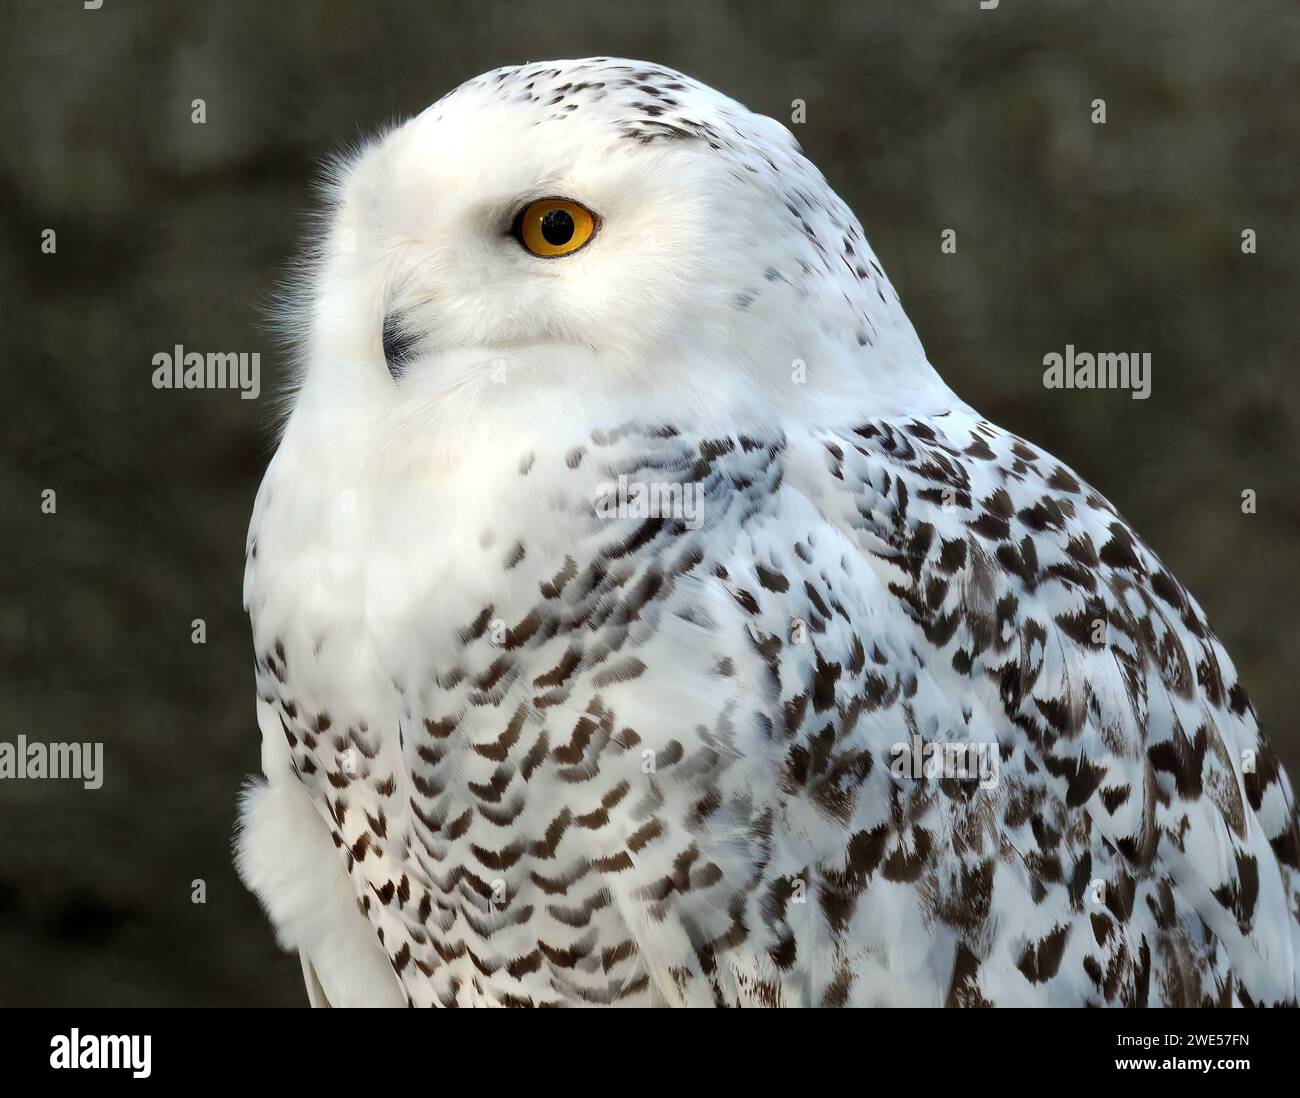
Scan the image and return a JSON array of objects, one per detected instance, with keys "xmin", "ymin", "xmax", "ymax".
[{"xmin": 540, "ymin": 208, "xmax": 575, "ymax": 246}]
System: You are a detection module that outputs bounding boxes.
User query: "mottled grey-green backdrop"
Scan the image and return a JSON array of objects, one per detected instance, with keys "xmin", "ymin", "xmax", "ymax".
[{"xmin": 1, "ymin": 0, "xmax": 1297, "ymax": 1006}]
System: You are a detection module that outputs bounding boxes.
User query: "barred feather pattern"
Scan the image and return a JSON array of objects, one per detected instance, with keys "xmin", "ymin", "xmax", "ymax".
[{"xmin": 240, "ymin": 408, "xmax": 1300, "ymax": 1007}]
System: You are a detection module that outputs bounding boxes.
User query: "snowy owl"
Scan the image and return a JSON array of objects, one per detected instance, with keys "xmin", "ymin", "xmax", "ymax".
[{"xmin": 235, "ymin": 58, "xmax": 1300, "ymax": 1007}]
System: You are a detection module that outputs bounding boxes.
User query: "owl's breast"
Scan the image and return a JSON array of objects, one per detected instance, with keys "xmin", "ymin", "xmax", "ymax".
[{"xmin": 244, "ymin": 419, "xmax": 783, "ymax": 1003}]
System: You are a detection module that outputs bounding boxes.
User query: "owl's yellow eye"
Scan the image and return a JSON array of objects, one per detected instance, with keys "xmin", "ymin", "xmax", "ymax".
[{"xmin": 514, "ymin": 198, "xmax": 598, "ymax": 258}]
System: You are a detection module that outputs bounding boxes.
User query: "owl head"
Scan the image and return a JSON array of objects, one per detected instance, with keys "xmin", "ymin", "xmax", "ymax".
[{"xmin": 286, "ymin": 58, "xmax": 941, "ymax": 453}]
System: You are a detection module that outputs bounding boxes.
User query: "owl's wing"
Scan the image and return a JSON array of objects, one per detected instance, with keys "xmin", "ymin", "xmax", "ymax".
[{"xmin": 616, "ymin": 409, "xmax": 1299, "ymax": 1006}]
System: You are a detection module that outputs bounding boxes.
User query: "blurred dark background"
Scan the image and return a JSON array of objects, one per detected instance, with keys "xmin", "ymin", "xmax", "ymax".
[{"xmin": 1, "ymin": 0, "xmax": 1297, "ymax": 1006}]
